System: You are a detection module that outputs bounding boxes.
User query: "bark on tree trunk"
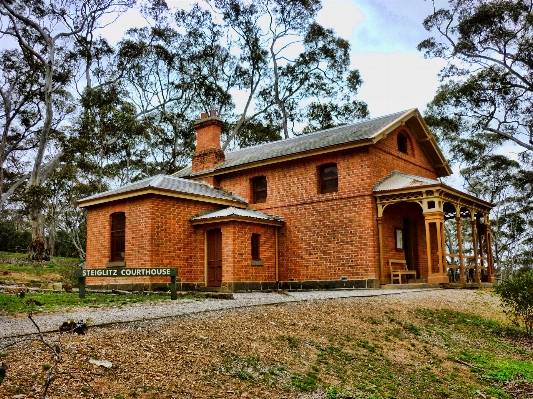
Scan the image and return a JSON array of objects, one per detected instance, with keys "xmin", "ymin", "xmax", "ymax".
[{"xmin": 28, "ymin": 207, "xmax": 50, "ymax": 261}]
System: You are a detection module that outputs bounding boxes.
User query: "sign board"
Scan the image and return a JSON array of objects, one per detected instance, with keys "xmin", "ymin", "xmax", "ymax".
[
  {"xmin": 76, "ymin": 267, "xmax": 178, "ymax": 300},
  {"xmin": 76, "ymin": 268, "xmax": 177, "ymax": 278}
]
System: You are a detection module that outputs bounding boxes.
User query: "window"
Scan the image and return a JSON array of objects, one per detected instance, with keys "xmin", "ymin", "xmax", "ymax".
[
  {"xmin": 252, "ymin": 176, "xmax": 267, "ymax": 203},
  {"xmin": 397, "ymin": 133, "xmax": 408, "ymax": 154},
  {"xmin": 318, "ymin": 163, "xmax": 338, "ymax": 194},
  {"xmin": 251, "ymin": 234, "xmax": 260, "ymax": 260},
  {"xmin": 110, "ymin": 212, "xmax": 125, "ymax": 261},
  {"xmin": 395, "ymin": 227, "xmax": 403, "ymax": 251}
]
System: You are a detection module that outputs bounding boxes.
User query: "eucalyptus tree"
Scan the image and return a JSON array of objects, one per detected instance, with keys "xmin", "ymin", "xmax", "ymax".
[
  {"xmin": 419, "ymin": 0, "xmax": 533, "ymax": 277},
  {"xmin": 215, "ymin": 0, "xmax": 368, "ymax": 142},
  {"xmin": 0, "ymin": 49, "xmax": 43, "ymax": 210},
  {"xmin": 0, "ymin": 0, "xmax": 134, "ymax": 259},
  {"xmin": 419, "ymin": 0, "xmax": 533, "ymax": 152},
  {"xmin": 116, "ymin": 3, "xmax": 241, "ymax": 172}
]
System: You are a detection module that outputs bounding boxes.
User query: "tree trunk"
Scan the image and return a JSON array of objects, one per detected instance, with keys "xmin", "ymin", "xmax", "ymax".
[
  {"xmin": 48, "ymin": 213, "xmax": 56, "ymax": 257},
  {"xmin": 28, "ymin": 207, "xmax": 50, "ymax": 261}
]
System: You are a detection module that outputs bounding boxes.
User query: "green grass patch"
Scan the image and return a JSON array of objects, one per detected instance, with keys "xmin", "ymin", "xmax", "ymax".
[
  {"xmin": 0, "ymin": 291, "xmax": 192, "ymax": 316},
  {"xmin": 0, "ymin": 251, "xmax": 81, "ymax": 284},
  {"xmin": 459, "ymin": 350, "xmax": 533, "ymax": 382},
  {"xmin": 291, "ymin": 371, "xmax": 319, "ymax": 391},
  {"xmin": 417, "ymin": 308, "xmax": 500, "ymax": 330}
]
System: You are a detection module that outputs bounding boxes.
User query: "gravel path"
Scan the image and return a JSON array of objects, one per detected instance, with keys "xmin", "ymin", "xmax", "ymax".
[{"xmin": 0, "ymin": 288, "xmax": 437, "ymax": 338}]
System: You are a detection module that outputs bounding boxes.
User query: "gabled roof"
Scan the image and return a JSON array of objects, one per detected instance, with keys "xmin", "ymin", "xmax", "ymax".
[
  {"xmin": 174, "ymin": 108, "xmax": 452, "ymax": 178},
  {"xmin": 373, "ymin": 171, "xmax": 494, "ymax": 211},
  {"xmin": 78, "ymin": 174, "xmax": 248, "ymax": 208},
  {"xmin": 190, "ymin": 206, "xmax": 284, "ymax": 226},
  {"xmin": 373, "ymin": 171, "xmax": 440, "ymax": 192}
]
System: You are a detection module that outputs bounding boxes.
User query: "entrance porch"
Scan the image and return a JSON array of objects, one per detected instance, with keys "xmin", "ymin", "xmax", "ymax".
[{"xmin": 374, "ymin": 172, "xmax": 495, "ymax": 286}]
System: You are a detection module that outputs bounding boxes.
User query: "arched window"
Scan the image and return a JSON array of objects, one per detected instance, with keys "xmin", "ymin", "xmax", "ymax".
[
  {"xmin": 110, "ymin": 212, "xmax": 125, "ymax": 261},
  {"xmin": 397, "ymin": 132, "xmax": 409, "ymax": 154},
  {"xmin": 251, "ymin": 234, "xmax": 260, "ymax": 260},
  {"xmin": 318, "ymin": 163, "xmax": 338, "ymax": 194}
]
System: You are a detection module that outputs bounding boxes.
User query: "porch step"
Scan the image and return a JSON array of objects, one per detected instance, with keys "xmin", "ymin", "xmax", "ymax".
[
  {"xmin": 381, "ymin": 283, "xmax": 441, "ymax": 289},
  {"xmin": 197, "ymin": 287, "xmax": 224, "ymax": 292},
  {"xmin": 442, "ymin": 282, "xmax": 493, "ymax": 289}
]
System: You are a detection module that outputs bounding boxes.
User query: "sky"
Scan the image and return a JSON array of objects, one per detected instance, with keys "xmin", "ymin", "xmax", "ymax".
[
  {"xmin": 316, "ymin": 0, "xmax": 447, "ymax": 118},
  {"xmin": 105, "ymin": 0, "xmax": 448, "ymax": 119}
]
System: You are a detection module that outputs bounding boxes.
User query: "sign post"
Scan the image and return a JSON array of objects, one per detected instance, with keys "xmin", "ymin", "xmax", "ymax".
[{"xmin": 75, "ymin": 268, "xmax": 179, "ymax": 300}]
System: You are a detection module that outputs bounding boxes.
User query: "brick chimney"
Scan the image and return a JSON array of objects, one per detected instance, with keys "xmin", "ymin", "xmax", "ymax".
[{"xmin": 191, "ymin": 110, "xmax": 225, "ymax": 174}]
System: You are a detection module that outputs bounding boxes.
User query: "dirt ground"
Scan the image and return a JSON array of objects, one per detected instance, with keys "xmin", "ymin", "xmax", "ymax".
[{"xmin": 0, "ymin": 290, "xmax": 516, "ymax": 398}]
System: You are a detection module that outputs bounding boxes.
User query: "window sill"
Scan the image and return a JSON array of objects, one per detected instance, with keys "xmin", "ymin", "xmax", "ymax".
[
  {"xmin": 250, "ymin": 260, "xmax": 264, "ymax": 266},
  {"xmin": 106, "ymin": 261, "xmax": 126, "ymax": 268}
]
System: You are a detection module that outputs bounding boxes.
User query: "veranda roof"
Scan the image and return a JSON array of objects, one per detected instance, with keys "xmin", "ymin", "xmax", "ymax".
[
  {"xmin": 373, "ymin": 171, "xmax": 494, "ymax": 215},
  {"xmin": 373, "ymin": 171, "xmax": 440, "ymax": 191},
  {"xmin": 190, "ymin": 207, "xmax": 284, "ymax": 226}
]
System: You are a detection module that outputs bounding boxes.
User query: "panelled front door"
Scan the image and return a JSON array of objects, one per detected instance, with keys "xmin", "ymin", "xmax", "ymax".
[{"xmin": 207, "ymin": 228, "xmax": 222, "ymax": 287}]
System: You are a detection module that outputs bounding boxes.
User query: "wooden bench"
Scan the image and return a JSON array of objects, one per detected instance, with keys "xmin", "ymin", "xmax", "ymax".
[{"xmin": 389, "ymin": 259, "xmax": 416, "ymax": 284}]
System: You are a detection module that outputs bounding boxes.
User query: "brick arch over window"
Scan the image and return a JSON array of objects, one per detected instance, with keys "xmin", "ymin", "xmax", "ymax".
[{"xmin": 397, "ymin": 130, "xmax": 412, "ymax": 155}]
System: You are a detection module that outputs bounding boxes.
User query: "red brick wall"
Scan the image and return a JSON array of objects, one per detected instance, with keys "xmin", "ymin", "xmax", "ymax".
[
  {"xmin": 85, "ymin": 195, "xmax": 279, "ymax": 287},
  {"xmin": 85, "ymin": 195, "xmax": 215, "ymax": 286},
  {"xmin": 212, "ymin": 148, "xmax": 379, "ymax": 282},
  {"xmin": 203, "ymin": 125, "xmax": 440, "ymax": 283},
  {"xmin": 372, "ymin": 126, "xmax": 438, "ymax": 182},
  {"xmin": 194, "ymin": 222, "xmax": 278, "ymax": 283}
]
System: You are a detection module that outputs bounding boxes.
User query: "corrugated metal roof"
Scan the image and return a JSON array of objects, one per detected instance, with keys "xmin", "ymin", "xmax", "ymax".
[
  {"xmin": 175, "ymin": 109, "xmax": 412, "ymax": 177},
  {"xmin": 190, "ymin": 207, "xmax": 284, "ymax": 222},
  {"xmin": 78, "ymin": 174, "xmax": 248, "ymax": 205},
  {"xmin": 373, "ymin": 171, "xmax": 440, "ymax": 192}
]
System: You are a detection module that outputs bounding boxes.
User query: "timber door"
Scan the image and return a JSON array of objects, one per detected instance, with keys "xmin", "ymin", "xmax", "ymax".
[{"xmin": 207, "ymin": 229, "xmax": 222, "ymax": 287}]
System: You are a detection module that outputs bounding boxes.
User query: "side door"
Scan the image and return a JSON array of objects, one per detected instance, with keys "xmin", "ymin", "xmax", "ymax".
[{"xmin": 207, "ymin": 229, "xmax": 222, "ymax": 287}]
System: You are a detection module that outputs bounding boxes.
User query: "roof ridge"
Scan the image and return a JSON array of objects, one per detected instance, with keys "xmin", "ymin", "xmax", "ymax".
[
  {"xmin": 149, "ymin": 174, "xmax": 165, "ymax": 187},
  {"xmin": 223, "ymin": 109, "xmax": 411, "ymax": 156}
]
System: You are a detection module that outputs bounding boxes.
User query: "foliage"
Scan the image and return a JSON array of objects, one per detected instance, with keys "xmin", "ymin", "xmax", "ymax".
[
  {"xmin": 0, "ymin": 220, "xmax": 31, "ymax": 252},
  {"xmin": 419, "ymin": 0, "xmax": 533, "ymax": 278},
  {"xmin": 213, "ymin": 0, "xmax": 368, "ymax": 142},
  {"xmin": 0, "ymin": 0, "xmax": 135, "ymax": 260},
  {"xmin": 495, "ymin": 270, "xmax": 533, "ymax": 335},
  {"xmin": 0, "ymin": 0, "xmax": 369, "ymax": 258}
]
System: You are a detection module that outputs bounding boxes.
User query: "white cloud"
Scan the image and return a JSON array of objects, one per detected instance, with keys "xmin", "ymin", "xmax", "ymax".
[
  {"xmin": 316, "ymin": 0, "xmax": 365, "ymax": 40},
  {"xmin": 352, "ymin": 51, "xmax": 446, "ymax": 117}
]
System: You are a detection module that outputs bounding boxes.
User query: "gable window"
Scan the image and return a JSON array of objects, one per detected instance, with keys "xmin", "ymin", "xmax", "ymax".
[
  {"xmin": 397, "ymin": 133, "xmax": 408, "ymax": 154},
  {"xmin": 110, "ymin": 212, "xmax": 125, "ymax": 262},
  {"xmin": 318, "ymin": 163, "xmax": 338, "ymax": 194},
  {"xmin": 251, "ymin": 234, "xmax": 260, "ymax": 260},
  {"xmin": 252, "ymin": 176, "xmax": 267, "ymax": 203}
]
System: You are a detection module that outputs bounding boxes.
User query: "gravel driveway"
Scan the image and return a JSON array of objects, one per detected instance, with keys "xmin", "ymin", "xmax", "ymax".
[{"xmin": 0, "ymin": 288, "xmax": 437, "ymax": 338}]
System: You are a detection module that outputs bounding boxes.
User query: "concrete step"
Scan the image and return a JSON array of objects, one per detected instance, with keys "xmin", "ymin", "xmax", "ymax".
[{"xmin": 381, "ymin": 283, "xmax": 441, "ymax": 289}]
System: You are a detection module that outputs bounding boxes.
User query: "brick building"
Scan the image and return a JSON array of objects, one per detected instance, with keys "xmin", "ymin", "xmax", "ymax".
[{"xmin": 78, "ymin": 109, "xmax": 495, "ymax": 291}]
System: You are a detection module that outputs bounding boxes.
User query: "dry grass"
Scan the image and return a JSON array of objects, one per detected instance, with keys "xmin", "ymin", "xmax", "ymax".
[{"xmin": 1, "ymin": 289, "xmax": 531, "ymax": 399}]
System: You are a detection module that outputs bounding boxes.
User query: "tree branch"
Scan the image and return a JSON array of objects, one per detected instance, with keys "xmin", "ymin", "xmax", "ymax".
[{"xmin": 484, "ymin": 127, "xmax": 533, "ymax": 152}]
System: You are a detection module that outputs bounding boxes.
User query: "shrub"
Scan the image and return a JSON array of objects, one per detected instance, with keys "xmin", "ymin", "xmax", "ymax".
[{"xmin": 494, "ymin": 271, "xmax": 533, "ymax": 336}]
